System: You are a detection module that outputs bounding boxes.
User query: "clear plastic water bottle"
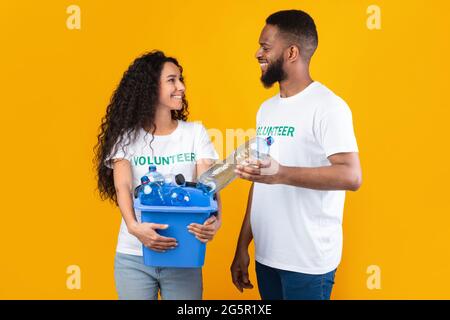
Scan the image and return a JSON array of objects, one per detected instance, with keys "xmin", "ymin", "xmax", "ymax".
[
  {"xmin": 168, "ymin": 187, "xmax": 191, "ymax": 206},
  {"xmin": 134, "ymin": 175, "xmax": 150, "ymax": 198},
  {"xmin": 163, "ymin": 173, "xmax": 188, "ymax": 187},
  {"xmin": 197, "ymin": 136, "xmax": 272, "ymax": 194},
  {"xmin": 140, "ymin": 175, "xmax": 150, "ymax": 192},
  {"xmin": 163, "ymin": 173, "xmax": 176, "ymax": 185},
  {"xmin": 146, "ymin": 165, "xmax": 165, "ymax": 185},
  {"xmin": 141, "ymin": 182, "xmax": 165, "ymax": 205}
]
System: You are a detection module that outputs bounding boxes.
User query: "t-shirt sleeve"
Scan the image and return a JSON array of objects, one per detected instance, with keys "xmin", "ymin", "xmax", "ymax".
[
  {"xmin": 195, "ymin": 124, "xmax": 219, "ymax": 161},
  {"xmin": 315, "ymin": 102, "xmax": 359, "ymax": 158},
  {"xmin": 104, "ymin": 134, "xmax": 132, "ymax": 169}
]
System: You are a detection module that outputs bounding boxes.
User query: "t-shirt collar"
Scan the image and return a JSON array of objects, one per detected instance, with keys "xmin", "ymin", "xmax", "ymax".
[{"xmin": 277, "ymin": 81, "xmax": 320, "ymax": 102}]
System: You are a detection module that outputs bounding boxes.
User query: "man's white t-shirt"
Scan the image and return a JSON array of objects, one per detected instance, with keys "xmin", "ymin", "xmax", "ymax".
[
  {"xmin": 251, "ymin": 81, "xmax": 359, "ymax": 274},
  {"xmin": 106, "ymin": 120, "xmax": 218, "ymax": 256}
]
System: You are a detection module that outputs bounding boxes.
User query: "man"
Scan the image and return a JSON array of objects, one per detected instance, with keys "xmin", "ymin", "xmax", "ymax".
[{"xmin": 231, "ymin": 10, "xmax": 362, "ymax": 300}]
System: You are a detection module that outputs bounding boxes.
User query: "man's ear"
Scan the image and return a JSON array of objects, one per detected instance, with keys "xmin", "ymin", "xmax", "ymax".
[{"xmin": 287, "ymin": 45, "xmax": 300, "ymax": 62}]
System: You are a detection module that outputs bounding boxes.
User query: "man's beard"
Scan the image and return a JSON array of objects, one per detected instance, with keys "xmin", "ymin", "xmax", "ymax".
[{"xmin": 260, "ymin": 55, "xmax": 287, "ymax": 88}]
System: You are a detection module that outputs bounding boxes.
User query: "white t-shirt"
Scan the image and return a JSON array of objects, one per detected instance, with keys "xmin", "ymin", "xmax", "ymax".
[
  {"xmin": 106, "ymin": 120, "xmax": 218, "ymax": 256},
  {"xmin": 251, "ymin": 81, "xmax": 359, "ymax": 274}
]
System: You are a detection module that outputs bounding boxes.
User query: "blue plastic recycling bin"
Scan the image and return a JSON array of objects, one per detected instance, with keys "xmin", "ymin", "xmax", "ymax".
[{"xmin": 134, "ymin": 186, "xmax": 218, "ymax": 268}]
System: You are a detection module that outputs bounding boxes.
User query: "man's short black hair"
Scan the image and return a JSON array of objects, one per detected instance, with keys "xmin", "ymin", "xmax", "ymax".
[{"xmin": 266, "ymin": 10, "xmax": 318, "ymax": 63}]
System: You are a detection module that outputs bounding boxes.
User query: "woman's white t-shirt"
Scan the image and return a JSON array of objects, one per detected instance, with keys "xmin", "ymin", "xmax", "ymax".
[{"xmin": 106, "ymin": 120, "xmax": 218, "ymax": 256}]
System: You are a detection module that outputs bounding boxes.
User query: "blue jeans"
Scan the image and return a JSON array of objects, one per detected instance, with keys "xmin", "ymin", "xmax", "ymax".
[
  {"xmin": 114, "ymin": 252, "xmax": 203, "ymax": 300},
  {"xmin": 255, "ymin": 261, "xmax": 336, "ymax": 300}
]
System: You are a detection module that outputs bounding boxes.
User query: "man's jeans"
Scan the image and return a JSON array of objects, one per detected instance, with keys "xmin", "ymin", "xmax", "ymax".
[{"xmin": 255, "ymin": 261, "xmax": 336, "ymax": 300}]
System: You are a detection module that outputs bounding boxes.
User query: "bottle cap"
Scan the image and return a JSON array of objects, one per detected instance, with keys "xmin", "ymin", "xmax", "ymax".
[
  {"xmin": 140, "ymin": 176, "xmax": 150, "ymax": 184},
  {"xmin": 175, "ymin": 174, "xmax": 186, "ymax": 186},
  {"xmin": 266, "ymin": 136, "xmax": 274, "ymax": 146},
  {"xmin": 149, "ymin": 165, "xmax": 157, "ymax": 172}
]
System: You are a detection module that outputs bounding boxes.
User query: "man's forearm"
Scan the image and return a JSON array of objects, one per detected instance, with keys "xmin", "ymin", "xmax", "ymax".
[
  {"xmin": 236, "ymin": 183, "xmax": 254, "ymax": 251},
  {"xmin": 278, "ymin": 164, "xmax": 362, "ymax": 191}
]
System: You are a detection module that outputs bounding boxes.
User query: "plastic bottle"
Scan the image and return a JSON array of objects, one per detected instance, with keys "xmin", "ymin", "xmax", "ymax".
[
  {"xmin": 197, "ymin": 136, "xmax": 272, "ymax": 194},
  {"xmin": 163, "ymin": 173, "xmax": 177, "ymax": 185},
  {"xmin": 140, "ymin": 182, "xmax": 165, "ymax": 205},
  {"xmin": 146, "ymin": 165, "xmax": 165, "ymax": 185},
  {"xmin": 134, "ymin": 176, "xmax": 150, "ymax": 198},
  {"xmin": 163, "ymin": 173, "xmax": 187, "ymax": 186},
  {"xmin": 168, "ymin": 187, "xmax": 191, "ymax": 206}
]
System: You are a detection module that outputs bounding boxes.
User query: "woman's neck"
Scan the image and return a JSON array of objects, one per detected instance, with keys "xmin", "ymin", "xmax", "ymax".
[{"xmin": 147, "ymin": 107, "xmax": 178, "ymax": 135}]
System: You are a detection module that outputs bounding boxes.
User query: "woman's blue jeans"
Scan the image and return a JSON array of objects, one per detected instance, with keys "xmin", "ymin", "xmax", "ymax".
[{"xmin": 114, "ymin": 252, "xmax": 203, "ymax": 300}]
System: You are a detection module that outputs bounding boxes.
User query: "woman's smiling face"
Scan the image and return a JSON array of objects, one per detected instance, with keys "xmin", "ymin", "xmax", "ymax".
[{"xmin": 158, "ymin": 62, "xmax": 186, "ymax": 111}]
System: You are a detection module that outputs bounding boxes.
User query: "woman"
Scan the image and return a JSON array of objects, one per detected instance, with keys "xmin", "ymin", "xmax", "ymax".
[{"xmin": 94, "ymin": 50, "xmax": 221, "ymax": 300}]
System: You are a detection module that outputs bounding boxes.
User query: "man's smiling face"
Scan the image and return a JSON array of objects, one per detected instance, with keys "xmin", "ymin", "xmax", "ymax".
[{"xmin": 255, "ymin": 24, "xmax": 288, "ymax": 88}]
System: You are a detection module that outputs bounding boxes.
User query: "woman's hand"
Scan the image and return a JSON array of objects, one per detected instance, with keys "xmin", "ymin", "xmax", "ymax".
[
  {"xmin": 187, "ymin": 215, "xmax": 221, "ymax": 243},
  {"xmin": 129, "ymin": 222, "xmax": 178, "ymax": 252}
]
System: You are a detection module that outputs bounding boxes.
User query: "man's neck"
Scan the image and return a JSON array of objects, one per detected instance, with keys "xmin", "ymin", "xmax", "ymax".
[{"xmin": 279, "ymin": 73, "xmax": 313, "ymax": 98}]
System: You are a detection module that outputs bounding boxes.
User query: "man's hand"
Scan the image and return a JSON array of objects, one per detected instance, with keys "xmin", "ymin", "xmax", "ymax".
[
  {"xmin": 235, "ymin": 152, "xmax": 362, "ymax": 191},
  {"xmin": 234, "ymin": 156, "xmax": 283, "ymax": 184},
  {"xmin": 230, "ymin": 249, "xmax": 254, "ymax": 292}
]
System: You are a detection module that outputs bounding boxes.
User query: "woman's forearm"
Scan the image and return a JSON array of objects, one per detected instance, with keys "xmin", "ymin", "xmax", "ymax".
[{"xmin": 116, "ymin": 187, "xmax": 139, "ymax": 233}]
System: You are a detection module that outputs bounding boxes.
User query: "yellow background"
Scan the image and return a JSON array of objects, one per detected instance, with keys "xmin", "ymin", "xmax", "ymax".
[{"xmin": 1, "ymin": 0, "xmax": 449, "ymax": 299}]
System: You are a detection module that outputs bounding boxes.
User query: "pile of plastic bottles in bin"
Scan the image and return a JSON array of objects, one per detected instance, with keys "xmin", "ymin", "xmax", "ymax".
[
  {"xmin": 134, "ymin": 165, "xmax": 204, "ymax": 206},
  {"xmin": 134, "ymin": 136, "xmax": 273, "ymax": 206}
]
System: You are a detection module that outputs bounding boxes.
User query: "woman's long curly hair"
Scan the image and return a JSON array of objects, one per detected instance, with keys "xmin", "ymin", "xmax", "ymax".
[{"xmin": 94, "ymin": 50, "xmax": 189, "ymax": 204}]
